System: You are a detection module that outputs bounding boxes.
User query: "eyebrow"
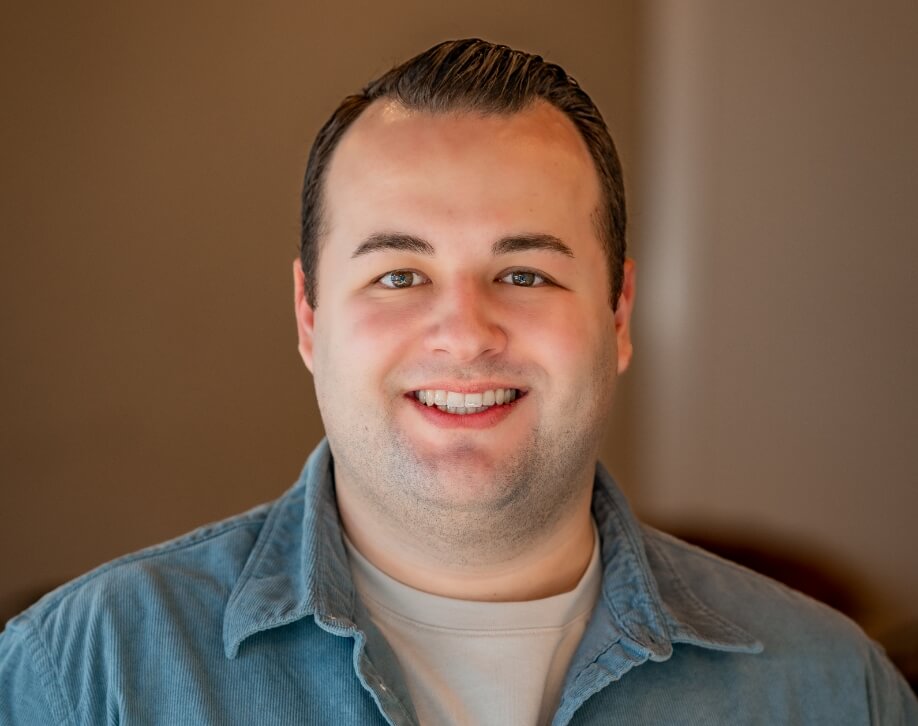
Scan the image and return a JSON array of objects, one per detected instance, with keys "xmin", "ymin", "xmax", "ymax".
[{"xmin": 350, "ymin": 232, "xmax": 575, "ymax": 259}]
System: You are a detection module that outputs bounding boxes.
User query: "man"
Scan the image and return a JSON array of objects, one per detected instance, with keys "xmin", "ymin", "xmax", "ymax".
[{"xmin": 1, "ymin": 38, "xmax": 914, "ymax": 725}]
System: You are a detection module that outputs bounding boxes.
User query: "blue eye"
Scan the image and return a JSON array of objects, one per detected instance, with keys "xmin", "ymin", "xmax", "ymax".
[
  {"xmin": 500, "ymin": 270, "xmax": 549, "ymax": 287},
  {"xmin": 377, "ymin": 270, "xmax": 427, "ymax": 289}
]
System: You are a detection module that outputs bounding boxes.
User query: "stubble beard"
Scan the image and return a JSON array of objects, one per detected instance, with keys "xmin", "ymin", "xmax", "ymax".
[{"xmin": 323, "ymin": 385, "xmax": 612, "ymax": 568}]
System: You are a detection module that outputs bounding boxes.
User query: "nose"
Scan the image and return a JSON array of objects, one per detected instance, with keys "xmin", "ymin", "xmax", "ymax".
[{"xmin": 425, "ymin": 278, "xmax": 507, "ymax": 362}]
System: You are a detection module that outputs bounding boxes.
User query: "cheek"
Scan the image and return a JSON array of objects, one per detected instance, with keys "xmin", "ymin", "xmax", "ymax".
[
  {"xmin": 517, "ymin": 298, "xmax": 598, "ymax": 351},
  {"xmin": 326, "ymin": 300, "xmax": 427, "ymax": 380},
  {"xmin": 521, "ymin": 301, "xmax": 616, "ymax": 391},
  {"xmin": 351, "ymin": 298, "xmax": 428, "ymax": 340}
]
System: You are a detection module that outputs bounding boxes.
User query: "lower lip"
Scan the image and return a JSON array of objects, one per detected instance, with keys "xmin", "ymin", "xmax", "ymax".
[{"xmin": 405, "ymin": 392, "xmax": 526, "ymax": 429}]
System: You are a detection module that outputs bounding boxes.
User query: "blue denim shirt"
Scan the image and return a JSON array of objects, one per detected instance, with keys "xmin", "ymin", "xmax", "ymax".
[{"xmin": 2, "ymin": 438, "xmax": 915, "ymax": 725}]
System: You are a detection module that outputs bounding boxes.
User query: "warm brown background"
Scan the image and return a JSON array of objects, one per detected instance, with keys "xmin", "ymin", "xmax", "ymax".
[{"xmin": 1, "ymin": 0, "xmax": 915, "ymax": 644}]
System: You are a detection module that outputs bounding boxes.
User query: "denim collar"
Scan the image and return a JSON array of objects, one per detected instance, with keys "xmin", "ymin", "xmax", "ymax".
[{"xmin": 223, "ymin": 438, "xmax": 762, "ymax": 662}]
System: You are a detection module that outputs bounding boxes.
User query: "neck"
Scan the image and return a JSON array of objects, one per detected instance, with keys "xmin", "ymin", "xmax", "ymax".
[{"xmin": 337, "ymin": 483, "xmax": 596, "ymax": 602}]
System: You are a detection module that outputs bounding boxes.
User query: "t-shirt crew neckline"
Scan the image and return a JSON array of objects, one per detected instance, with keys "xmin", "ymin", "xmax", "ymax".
[{"xmin": 342, "ymin": 521, "xmax": 602, "ymax": 634}]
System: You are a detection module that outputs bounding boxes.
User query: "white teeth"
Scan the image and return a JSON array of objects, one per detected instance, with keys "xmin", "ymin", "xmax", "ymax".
[
  {"xmin": 438, "ymin": 404, "xmax": 489, "ymax": 415},
  {"xmin": 415, "ymin": 388, "xmax": 520, "ymax": 412},
  {"xmin": 464, "ymin": 392, "xmax": 483, "ymax": 408}
]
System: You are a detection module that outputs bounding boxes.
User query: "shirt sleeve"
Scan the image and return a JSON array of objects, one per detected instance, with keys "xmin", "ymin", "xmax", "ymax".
[
  {"xmin": 0, "ymin": 619, "xmax": 70, "ymax": 725},
  {"xmin": 866, "ymin": 641, "xmax": 918, "ymax": 725}
]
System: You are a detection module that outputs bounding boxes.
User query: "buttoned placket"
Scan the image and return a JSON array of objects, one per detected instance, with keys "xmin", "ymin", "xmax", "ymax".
[{"xmin": 316, "ymin": 612, "xmax": 419, "ymax": 726}]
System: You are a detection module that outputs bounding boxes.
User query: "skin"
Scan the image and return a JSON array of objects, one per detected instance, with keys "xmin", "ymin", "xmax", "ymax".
[{"xmin": 294, "ymin": 99, "xmax": 636, "ymax": 601}]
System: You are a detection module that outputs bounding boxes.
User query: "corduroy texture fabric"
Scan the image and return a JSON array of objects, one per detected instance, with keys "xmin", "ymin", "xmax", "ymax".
[{"xmin": 1, "ymin": 438, "xmax": 915, "ymax": 725}]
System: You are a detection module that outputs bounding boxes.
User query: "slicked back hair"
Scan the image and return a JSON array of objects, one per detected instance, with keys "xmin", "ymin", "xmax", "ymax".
[{"xmin": 300, "ymin": 38, "xmax": 626, "ymax": 310}]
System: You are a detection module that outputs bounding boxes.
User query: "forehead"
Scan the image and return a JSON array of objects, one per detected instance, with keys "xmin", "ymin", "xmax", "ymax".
[
  {"xmin": 321, "ymin": 99, "xmax": 601, "ymax": 245},
  {"xmin": 336, "ymin": 97, "xmax": 594, "ymax": 167}
]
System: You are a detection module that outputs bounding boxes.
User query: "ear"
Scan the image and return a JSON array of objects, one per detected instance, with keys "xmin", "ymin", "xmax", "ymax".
[
  {"xmin": 613, "ymin": 258, "xmax": 636, "ymax": 374},
  {"xmin": 293, "ymin": 258, "xmax": 316, "ymax": 373}
]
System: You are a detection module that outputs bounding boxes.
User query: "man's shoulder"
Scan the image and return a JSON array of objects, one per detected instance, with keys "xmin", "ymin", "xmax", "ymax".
[
  {"xmin": 636, "ymin": 525, "xmax": 918, "ymax": 721},
  {"xmin": 5, "ymin": 497, "xmax": 278, "ymax": 640},
  {"xmin": 641, "ymin": 524, "xmax": 877, "ymax": 658},
  {"xmin": 0, "ymin": 495, "xmax": 294, "ymax": 722}
]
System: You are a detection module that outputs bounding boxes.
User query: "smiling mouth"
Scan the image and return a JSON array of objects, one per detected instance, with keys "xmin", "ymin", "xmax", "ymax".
[{"xmin": 412, "ymin": 388, "xmax": 525, "ymax": 415}]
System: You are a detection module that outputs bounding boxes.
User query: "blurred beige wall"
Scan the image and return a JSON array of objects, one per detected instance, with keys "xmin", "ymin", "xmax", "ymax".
[
  {"xmin": 632, "ymin": 0, "xmax": 918, "ymax": 636},
  {"xmin": 0, "ymin": 2, "xmax": 638, "ymax": 621}
]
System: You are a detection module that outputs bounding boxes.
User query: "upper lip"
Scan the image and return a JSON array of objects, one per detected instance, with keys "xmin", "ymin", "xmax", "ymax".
[{"xmin": 407, "ymin": 383, "xmax": 527, "ymax": 394}]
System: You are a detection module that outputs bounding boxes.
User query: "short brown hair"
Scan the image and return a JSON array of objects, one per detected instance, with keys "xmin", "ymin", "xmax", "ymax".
[{"xmin": 300, "ymin": 38, "xmax": 626, "ymax": 310}]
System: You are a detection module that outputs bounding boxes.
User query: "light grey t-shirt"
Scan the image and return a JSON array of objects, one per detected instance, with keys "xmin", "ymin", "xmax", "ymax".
[{"xmin": 344, "ymin": 526, "xmax": 602, "ymax": 726}]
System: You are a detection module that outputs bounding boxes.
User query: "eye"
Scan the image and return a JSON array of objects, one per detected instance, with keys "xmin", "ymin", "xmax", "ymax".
[
  {"xmin": 499, "ymin": 269, "xmax": 551, "ymax": 287},
  {"xmin": 375, "ymin": 270, "xmax": 428, "ymax": 289}
]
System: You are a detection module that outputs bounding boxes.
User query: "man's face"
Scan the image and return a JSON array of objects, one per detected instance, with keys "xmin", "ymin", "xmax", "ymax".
[{"xmin": 295, "ymin": 99, "xmax": 634, "ymax": 556}]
